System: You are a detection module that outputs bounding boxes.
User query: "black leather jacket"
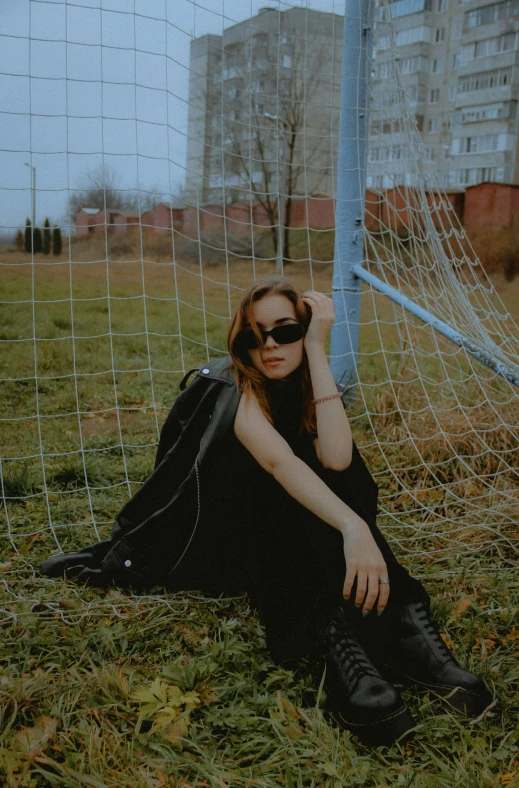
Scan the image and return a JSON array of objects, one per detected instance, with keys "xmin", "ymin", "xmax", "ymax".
[
  {"xmin": 40, "ymin": 356, "xmax": 375, "ymax": 591},
  {"xmin": 40, "ymin": 356, "xmax": 242, "ymax": 588}
]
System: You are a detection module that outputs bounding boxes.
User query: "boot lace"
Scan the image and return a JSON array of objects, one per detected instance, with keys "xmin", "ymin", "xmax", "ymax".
[
  {"xmin": 413, "ymin": 601, "xmax": 452, "ymax": 659},
  {"xmin": 322, "ymin": 612, "xmax": 382, "ymax": 688}
]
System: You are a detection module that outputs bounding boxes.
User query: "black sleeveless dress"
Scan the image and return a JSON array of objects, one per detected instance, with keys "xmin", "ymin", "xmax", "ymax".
[{"xmin": 165, "ymin": 374, "xmax": 430, "ymax": 665}]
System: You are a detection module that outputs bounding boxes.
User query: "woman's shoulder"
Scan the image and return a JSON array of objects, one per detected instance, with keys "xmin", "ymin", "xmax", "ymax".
[{"xmin": 185, "ymin": 357, "xmax": 236, "ymax": 388}]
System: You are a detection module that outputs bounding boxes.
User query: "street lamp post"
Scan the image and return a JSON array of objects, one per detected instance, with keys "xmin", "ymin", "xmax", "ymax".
[
  {"xmin": 264, "ymin": 113, "xmax": 288, "ymax": 275},
  {"xmin": 24, "ymin": 162, "xmax": 36, "ymax": 230}
]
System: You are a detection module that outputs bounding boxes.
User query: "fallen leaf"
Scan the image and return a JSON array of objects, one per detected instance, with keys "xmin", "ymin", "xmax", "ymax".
[
  {"xmin": 322, "ymin": 762, "xmax": 339, "ymax": 777},
  {"xmin": 498, "ymin": 773, "xmax": 517, "ymax": 785},
  {"xmin": 198, "ymin": 683, "xmax": 219, "ymax": 705},
  {"xmin": 13, "ymin": 717, "xmax": 56, "ymax": 758},
  {"xmin": 452, "ymin": 598, "xmax": 471, "ymax": 617},
  {"xmin": 284, "ymin": 724, "xmax": 305, "ymax": 740},
  {"xmin": 506, "ymin": 627, "xmax": 517, "ymax": 641},
  {"xmin": 58, "ymin": 599, "xmax": 77, "ymax": 609},
  {"xmin": 440, "ymin": 633, "xmax": 454, "ymax": 650},
  {"xmin": 277, "ymin": 691, "xmax": 299, "ymax": 720},
  {"xmin": 158, "ymin": 719, "xmax": 189, "ymax": 750}
]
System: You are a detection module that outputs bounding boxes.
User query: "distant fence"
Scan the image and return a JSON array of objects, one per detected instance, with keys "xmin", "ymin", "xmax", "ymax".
[{"xmin": 75, "ymin": 181, "xmax": 519, "ymax": 239}]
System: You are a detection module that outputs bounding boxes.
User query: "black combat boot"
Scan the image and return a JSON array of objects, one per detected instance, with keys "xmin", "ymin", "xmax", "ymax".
[
  {"xmin": 315, "ymin": 602, "xmax": 417, "ymax": 747},
  {"xmin": 360, "ymin": 599, "xmax": 493, "ymax": 717}
]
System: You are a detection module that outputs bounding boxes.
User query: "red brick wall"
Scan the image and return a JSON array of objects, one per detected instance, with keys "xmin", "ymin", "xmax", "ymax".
[
  {"xmin": 380, "ymin": 187, "xmax": 421, "ymax": 232},
  {"xmin": 464, "ymin": 182, "xmax": 519, "ymax": 231},
  {"xmin": 112, "ymin": 214, "xmax": 128, "ymax": 235},
  {"xmin": 142, "ymin": 203, "xmax": 184, "ymax": 233},
  {"xmin": 75, "ymin": 210, "xmax": 91, "ymax": 236},
  {"xmin": 76, "ymin": 184, "xmax": 519, "ymax": 242},
  {"xmin": 93, "ymin": 210, "xmax": 109, "ymax": 234},
  {"xmin": 226, "ymin": 201, "xmax": 255, "ymax": 236},
  {"xmin": 424, "ymin": 190, "xmax": 465, "ymax": 230},
  {"xmin": 141, "ymin": 210, "xmax": 154, "ymax": 231},
  {"xmin": 512, "ymin": 186, "xmax": 519, "ymax": 226},
  {"xmin": 365, "ymin": 190, "xmax": 382, "ymax": 232},
  {"xmin": 291, "ymin": 195, "xmax": 336, "ymax": 229}
]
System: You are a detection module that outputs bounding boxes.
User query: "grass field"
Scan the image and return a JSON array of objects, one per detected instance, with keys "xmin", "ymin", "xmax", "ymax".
[{"xmin": 1, "ymin": 241, "xmax": 518, "ymax": 786}]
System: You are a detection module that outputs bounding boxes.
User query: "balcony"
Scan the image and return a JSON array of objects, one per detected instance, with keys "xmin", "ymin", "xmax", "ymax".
[{"xmin": 387, "ymin": 0, "xmax": 433, "ymax": 19}]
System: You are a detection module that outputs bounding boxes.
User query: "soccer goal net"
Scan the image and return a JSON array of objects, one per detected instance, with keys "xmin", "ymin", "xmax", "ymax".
[{"xmin": 1, "ymin": 0, "xmax": 518, "ymax": 591}]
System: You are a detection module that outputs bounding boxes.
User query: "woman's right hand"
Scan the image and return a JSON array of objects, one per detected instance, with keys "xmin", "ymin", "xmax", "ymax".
[{"xmin": 342, "ymin": 520, "xmax": 390, "ymax": 615}]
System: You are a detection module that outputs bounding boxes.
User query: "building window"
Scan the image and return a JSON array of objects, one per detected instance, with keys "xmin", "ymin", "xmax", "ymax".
[
  {"xmin": 387, "ymin": 0, "xmax": 433, "ymax": 20},
  {"xmin": 394, "ymin": 26, "xmax": 431, "ymax": 47},
  {"xmin": 368, "ymin": 145, "xmax": 404, "ymax": 162},
  {"xmin": 406, "ymin": 83, "xmax": 427, "ymax": 104},
  {"xmin": 427, "ymin": 117, "xmax": 438, "ymax": 132},
  {"xmin": 367, "ymin": 174, "xmax": 385, "ymax": 188},
  {"xmin": 437, "ymin": 0, "xmax": 447, "ymax": 10},
  {"xmin": 282, "ymin": 54, "xmax": 292, "ymax": 68},
  {"xmin": 460, "ymin": 134, "xmax": 499, "ymax": 153},
  {"xmin": 465, "ymin": 0, "xmax": 519, "ymax": 30},
  {"xmin": 462, "ymin": 32, "xmax": 517, "ymax": 61},
  {"xmin": 424, "ymin": 145, "xmax": 436, "ymax": 161},
  {"xmin": 453, "ymin": 20, "xmax": 463, "ymax": 38},
  {"xmin": 458, "ymin": 67, "xmax": 512, "ymax": 92},
  {"xmin": 399, "ymin": 55, "xmax": 429, "ymax": 74},
  {"xmin": 456, "ymin": 166, "xmax": 499, "ymax": 185},
  {"xmin": 429, "ymin": 87, "xmax": 440, "ymax": 103},
  {"xmin": 374, "ymin": 61, "xmax": 393, "ymax": 79},
  {"xmin": 460, "ymin": 102, "xmax": 509, "ymax": 122},
  {"xmin": 451, "ymin": 53, "xmax": 460, "ymax": 69},
  {"xmin": 431, "ymin": 58, "xmax": 443, "ymax": 73},
  {"xmin": 448, "ymin": 83, "xmax": 457, "ymax": 101},
  {"xmin": 434, "ymin": 27, "xmax": 445, "ymax": 42}
]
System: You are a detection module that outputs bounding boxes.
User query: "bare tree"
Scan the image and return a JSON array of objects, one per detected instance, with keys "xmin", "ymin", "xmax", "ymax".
[
  {"xmin": 67, "ymin": 165, "xmax": 168, "ymax": 222},
  {"xmin": 206, "ymin": 35, "xmax": 338, "ymax": 262}
]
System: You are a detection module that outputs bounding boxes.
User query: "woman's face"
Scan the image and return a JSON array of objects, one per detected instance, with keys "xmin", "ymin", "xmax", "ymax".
[{"xmin": 247, "ymin": 293, "xmax": 304, "ymax": 380}]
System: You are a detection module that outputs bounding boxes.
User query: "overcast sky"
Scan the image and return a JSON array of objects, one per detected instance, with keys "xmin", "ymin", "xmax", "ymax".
[{"xmin": 0, "ymin": 0, "xmax": 341, "ymax": 233}]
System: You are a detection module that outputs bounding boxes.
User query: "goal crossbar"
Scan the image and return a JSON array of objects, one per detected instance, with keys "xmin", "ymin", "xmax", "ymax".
[{"xmin": 344, "ymin": 265, "xmax": 519, "ymax": 390}]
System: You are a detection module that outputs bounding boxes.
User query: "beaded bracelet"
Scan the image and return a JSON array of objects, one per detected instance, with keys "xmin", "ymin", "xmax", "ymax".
[{"xmin": 312, "ymin": 392, "xmax": 342, "ymax": 405}]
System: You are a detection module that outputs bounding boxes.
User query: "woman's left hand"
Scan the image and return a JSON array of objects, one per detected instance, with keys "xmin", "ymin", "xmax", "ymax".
[{"xmin": 302, "ymin": 291, "xmax": 335, "ymax": 348}]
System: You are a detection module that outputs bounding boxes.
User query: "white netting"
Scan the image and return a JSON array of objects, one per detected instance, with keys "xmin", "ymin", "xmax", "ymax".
[{"xmin": 1, "ymin": 0, "xmax": 518, "ymax": 583}]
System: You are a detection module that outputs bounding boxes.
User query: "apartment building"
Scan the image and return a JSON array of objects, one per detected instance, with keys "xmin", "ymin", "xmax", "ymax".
[
  {"xmin": 369, "ymin": 0, "xmax": 519, "ymax": 188},
  {"xmin": 369, "ymin": 0, "xmax": 465, "ymax": 188},
  {"xmin": 452, "ymin": 0, "xmax": 519, "ymax": 185},
  {"xmin": 186, "ymin": 2, "xmax": 519, "ymax": 203},
  {"xmin": 185, "ymin": 7, "xmax": 343, "ymax": 205}
]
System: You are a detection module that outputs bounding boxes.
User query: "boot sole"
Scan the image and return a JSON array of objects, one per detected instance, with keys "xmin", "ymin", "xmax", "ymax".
[
  {"xmin": 326, "ymin": 701, "xmax": 417, "ymax": 748},
  {"xmin": 374, "ymin": 662, "xmax": 493, "ymax": 717}
]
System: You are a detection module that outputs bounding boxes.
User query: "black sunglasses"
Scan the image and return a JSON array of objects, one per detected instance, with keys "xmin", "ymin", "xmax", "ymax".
[{"xmin": 235, "ymin": 322, "xmax": 305, "ymax": 350}]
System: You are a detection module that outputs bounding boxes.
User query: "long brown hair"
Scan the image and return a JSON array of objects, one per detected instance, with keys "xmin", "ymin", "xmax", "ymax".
[{"xmin": 227, "ymin": 276, "xmax": 317, "ymax": 435}]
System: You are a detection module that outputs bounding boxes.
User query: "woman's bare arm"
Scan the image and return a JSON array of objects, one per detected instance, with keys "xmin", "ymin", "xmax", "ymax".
[
  {"xmin": 236, "ymin": 390, "xmax": 358, "ymax": 534},
  {"xmin": 234, "ymin": 391, "xmax": 390, "ymax": 614},
  {"xmin": 306, "ymin": 343, "xmax": 353, "ymax": 471},
  {"xmin": 301, "ymin": 292, "xmax": 352, "ymax": 471}
]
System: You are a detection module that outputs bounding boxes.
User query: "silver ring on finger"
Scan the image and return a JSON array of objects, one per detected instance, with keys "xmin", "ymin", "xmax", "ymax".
[{"xmin": 379, "ymin": 577, "xmax": 390, "ymax": 584}]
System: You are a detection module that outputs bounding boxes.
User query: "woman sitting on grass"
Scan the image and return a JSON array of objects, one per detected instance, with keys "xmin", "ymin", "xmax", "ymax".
[{"xmin": 41, "ymin": 275, "xmax": 492, "ymax": 748}]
